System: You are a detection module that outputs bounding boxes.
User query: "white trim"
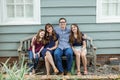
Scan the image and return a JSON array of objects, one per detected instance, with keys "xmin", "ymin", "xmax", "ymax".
[
  {"xmin": 3, "ymin": 0, "xmax": 7, "ymax": 24},
  {"xmin": 33, "ymin": 0, "xmax": 41, "ymax": 25},
  {"xmin": 96, "ymin": 0, "xmax": 120, "ymax": 23},
  {"xmin": 97, "ymin": 16, "xmax": 120, "ymax": 23},
  {"xmin": 0, "ymin": 0, "xmax": 4, "ymax": 23},
  {"xmin": 1, "ymin": 19, "xmax": 41, "ymax": 25},
  {"xmin": 0, "ymin": 0, "xmax": 41, "ymax": 25},
  {"xmin": 0, "ymin": 0, "xmax": 1, "ymax": 23},
  {"xmin": 96, "ymin": 0, "xmax": 102, "ymax": 23}
]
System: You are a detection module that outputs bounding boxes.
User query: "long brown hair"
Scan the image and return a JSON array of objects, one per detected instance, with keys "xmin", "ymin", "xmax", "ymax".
[
  {"xmin": 69, "ymin": 24, "xmax": 82, "ymax": 46},
  {"xmin": 45, "ymin": 23, "xmax": 57, "ymax": 44},
  {"xmin": 36, "ymin": 29, "xmax": 45, "ymax": 44}
]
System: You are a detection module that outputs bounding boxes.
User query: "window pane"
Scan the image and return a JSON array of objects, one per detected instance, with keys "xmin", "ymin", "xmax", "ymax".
[
  {"xmin": 6, "ymin": 0, "xmax": 14, "ymax": 3},
  {"xmin": 102, "ymin": 0, "xmax": 108, "ymax": 3},
  {"xmin": 1, "ymin": 0, "xmax": 40, "ymax": 25},
  {"xmin": 25, "ymin": 0, "xmax": 33, "ymax": 3},
  {"xmin": 109, "ymin": 0, "xmax": 117, "ymax": 3},
  {"xmin": 16, "ymin": 5, "xmax": 24, "ymax": 17},
  {"xmin": 102, "ymin": 0, "xmax": 118, "ymax": 16},
  {"xmin": 7, "ymin": 5, "xmax": 15, "ymax": 17},
  {"xmin": 108, "ymin": 3, "xmax": 117, "ymax": 16},
  {"xmin": 25, "ymin": 5, "xmax": 33, "ymax": 17},
  {"xmin": 102, "ymin": 3, "xmax": 109, "ymax": 16},
  {"xmin": 15, "ymin": 0, "xmax": 23, "ymax": 3}
]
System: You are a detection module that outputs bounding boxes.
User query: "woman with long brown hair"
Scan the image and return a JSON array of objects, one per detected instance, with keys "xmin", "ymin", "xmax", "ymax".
[
  {"xmin": 41, "ymin": 23, "xmax": 59, "ymax": 75},
  {"xmin": 69, "ymin": 24, "xmax": 88, "ymax": 75}
]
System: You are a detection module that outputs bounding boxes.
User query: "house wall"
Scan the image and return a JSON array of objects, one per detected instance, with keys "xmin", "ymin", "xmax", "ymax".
[{"xmin": 0, "ymin": 0, "xmax": 120, "ymax": 56}]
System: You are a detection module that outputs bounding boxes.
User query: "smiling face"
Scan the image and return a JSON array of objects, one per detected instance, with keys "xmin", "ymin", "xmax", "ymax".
[
  {"xmin": 59, "ymin": 18, "xmax": 67, "ymax": 30},
  {"xmin": 39, "ymin": 31, "xmax": 45, "ymax": 38},
  {"xmin": 46, "ymin": 25, "xmax": 53, "ymax": 34},
  {"xmin": 71, "ymin": 25, "xmax": 78, "ymax": 33}
]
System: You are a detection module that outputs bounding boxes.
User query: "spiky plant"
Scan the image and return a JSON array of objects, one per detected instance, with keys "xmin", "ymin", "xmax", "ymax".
[
  {"xmin": 1, "ymin": 57, "xmax": 30, "ymax": 80},
  {"xmin": 0, "ymin": 73, "xmax": 4, "ymax": 80}
]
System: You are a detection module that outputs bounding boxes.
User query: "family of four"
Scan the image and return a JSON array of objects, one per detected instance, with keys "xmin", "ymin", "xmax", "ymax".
[{"xmin": 28, "ymin": 18, "xmax": 88, "ymax": 76}]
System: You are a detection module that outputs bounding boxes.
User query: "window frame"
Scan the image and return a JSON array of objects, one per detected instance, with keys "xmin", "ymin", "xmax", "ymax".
[
  {"xmin": 96, "ymin": 0, "xmax": 120, "ymax": 23},
  {"xmin": 0, "ymin": 0, "xmax": 41, "ymax": 25}
]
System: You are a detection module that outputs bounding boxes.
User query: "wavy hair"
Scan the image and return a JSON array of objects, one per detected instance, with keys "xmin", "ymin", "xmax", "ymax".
[
  {"xmin": 45, "ymin": 23, "xmax": 57, "ymax": 44},
  {"xmin": 69, "ymin": 24, "xmax": 82, "ymax": 46},
  {"xmin": 36, "ymin": 29, "xmax": 45, "ymax": 44}
]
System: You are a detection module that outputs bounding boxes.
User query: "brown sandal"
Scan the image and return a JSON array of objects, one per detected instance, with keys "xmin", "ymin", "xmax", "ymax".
[
  {"xmin": 54, "ymin": 68, "xmax": 59, "ymax": 74},
  {"xmin": 84, "ymin": 71, "xmax": 88, "ymax": 75},
  {"xmin": 77, "ymin": 71, "xmax": 81, "ymax": 76}
]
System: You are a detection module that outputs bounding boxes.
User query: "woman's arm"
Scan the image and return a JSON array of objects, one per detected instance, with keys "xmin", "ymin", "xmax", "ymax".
[
  {"xmin": 32, "ymin": 45, "xmax": 35, "ymax": 54},
  {"xmin": 83, "ymin": 34, "xmax": 92, "ymax": 41},
  {"xmin": 37, "ymin": 46, "xmax": 44, "ymax": 57},
  {"xmin": 47, "ymin": 40, "xmax": 58, "ymax": 50},
  {"xmin": 82, "ymin": 40, "xmax": 86, "ymax": 51},
  {"xmin": 31, "ymin": 35, "xmax": 36, "ymax": 46},
  {"xmin": 38, "ymin": 46, "xmax": 44, "ymax": 53}
]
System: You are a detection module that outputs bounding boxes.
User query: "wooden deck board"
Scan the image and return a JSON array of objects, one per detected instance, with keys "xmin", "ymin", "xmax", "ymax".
[
  {"xmin": 25, "ymin": 74, "xmax": 120, "ymax": 80},
  {"xmin": 3, "ymin": 74, "xmax": 120, "ymax": 80}
]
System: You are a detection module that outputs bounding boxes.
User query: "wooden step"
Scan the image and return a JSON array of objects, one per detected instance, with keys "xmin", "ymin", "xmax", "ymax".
[
  {"xmin": 24, "ymin": 74, "xmax": 120, "ymax": 80},
  {"xmin": 3, "ymin": 74, "xmax": 119, "ymax": 80}
]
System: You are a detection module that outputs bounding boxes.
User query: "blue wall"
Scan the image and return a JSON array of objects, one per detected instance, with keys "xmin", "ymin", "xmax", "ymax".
[{"xmin": 0, "ymin": 0, "xmax": 120, "ymax": 56}]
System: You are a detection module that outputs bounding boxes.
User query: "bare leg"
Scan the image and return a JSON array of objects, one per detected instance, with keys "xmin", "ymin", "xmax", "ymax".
[
  {"xmin": 81, "ymin": 50, "xmax": 88, "ymax": 74},
  {"xmin": 73, "ymin": 50, "xmax": 81, "ymax": 75},
  {"xmin": 46, "ymin": 51, "xmax": 58, "ymax": 74},
  {"xmin": 45, "ymin": 56, "xmax": 50, "ymax": 75}
]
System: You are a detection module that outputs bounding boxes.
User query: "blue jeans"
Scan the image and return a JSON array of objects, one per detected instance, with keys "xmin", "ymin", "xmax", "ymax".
[
  {"xmin": 28, "ymin": 51, "xmax": 39, "ymax": 72},
  {"xmin": 54, "ymin": 48, "xmax": 73, "ymax": 72}
]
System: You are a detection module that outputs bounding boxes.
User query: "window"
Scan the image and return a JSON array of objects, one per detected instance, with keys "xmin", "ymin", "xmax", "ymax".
[
  {"xmin": 97, "ymin": 0, "xmax": 120, "ymax": 23},
  {"xmin": 0, "ymin": 0, "xmax": 41, "ymax": 25}
]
